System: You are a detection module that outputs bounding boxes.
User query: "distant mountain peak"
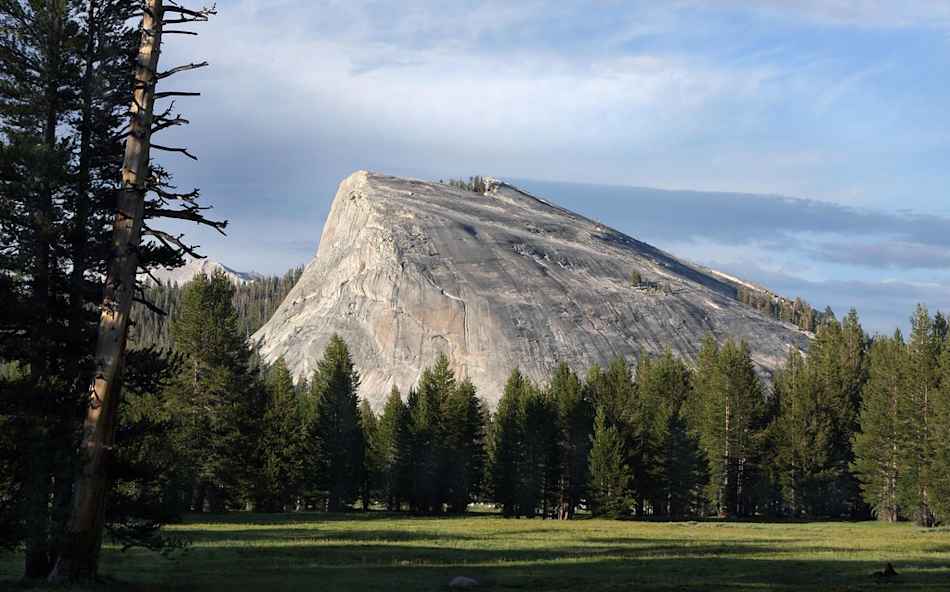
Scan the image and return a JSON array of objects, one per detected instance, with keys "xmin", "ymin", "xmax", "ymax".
[{"xmin": 149, "ymin": 257, "xmax": 260, "ymax": 286}]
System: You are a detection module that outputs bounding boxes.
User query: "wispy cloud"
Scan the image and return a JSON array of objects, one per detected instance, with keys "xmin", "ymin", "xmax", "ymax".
[{"xmin": 153, "ymin": 1, "xmax": 950, "ymax": 334}]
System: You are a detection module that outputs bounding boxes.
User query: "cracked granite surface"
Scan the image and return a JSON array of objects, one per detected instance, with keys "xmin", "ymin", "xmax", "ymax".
[{"xmin": 253, "ymin": 171, "xmax": 809, "ymax": 408}]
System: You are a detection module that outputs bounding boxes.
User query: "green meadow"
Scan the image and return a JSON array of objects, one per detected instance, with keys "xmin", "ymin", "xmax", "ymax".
[{"xmin": 3, "ymin": 514, "xmax": 950, "ymax": 591}]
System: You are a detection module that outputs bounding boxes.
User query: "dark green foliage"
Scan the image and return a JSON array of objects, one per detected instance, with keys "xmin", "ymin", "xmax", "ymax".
[
  {"xmin": 588, "ymin": 407, "xmax": 631, "ymax": 517},
  {"xmin": 164, "ymin": 272, "xmax": 260, "ymax": 512},
  {"xmin": 773, "ymin": 312, "xmax": 868, "ymax": 518},
  {"xmin": 406, "ymin": 355, "xmax": 454, "ymax": 513},
  {"xmin": 107, "ymin": 349, "xmax": 187, "ymax": 554},
  {"xmin": 0, "ymin": 0, "xmax": 203, "ymax": 577},
  {"xmin": 548, "ymin": 363, "xmax": 593, "ymax": 519},
  {"xmin": 687, "ymin": 337, "xmax": 771, "ymax": 517},
  {"xmin": 376, "ymin": 387, "xmax": 412, "ymax": 510},
  {"xmin": 897, "ymin": 305, "xmax": 941, "ymax": 526},
  {"xmin": 587, "ymin": 357, "xmax": 661, "ymax": 517},
  {"xmin": 260, "ymin": 358, "xmax": 305, "ymax": 511},
  {"xmin": 736, "ymin": 288, "xmax": 828, "ymax": 332},
  {"xmin": 400, "ymin": 354, "xmax": 488, "ymax": 514},
  {"xmin": 519, "ymin": 387, "xmax": 560, "ymax": 517},
  {"xmin": 932, "ymin": 333, "xmax": 950, "ymax": 523},
  {"xmin": 307, "ymin": 335, "xmax": 364, "ymax": 512},
  {"xmin": 489, "ymin": 369, "xmax": 530, "ymax": 516},
  {"xmin": 638, "ymin": 352, "xmax": 707, "ymax": 518},
  {"xmin": 852, "ymin": 332, "xmax": 905, "ymax": 522},
  {"xmin": 130, "ymin": 266, "xmax": 304, "ymax": 350},
  {"xmin": 442, "ymin": 379, "xmax": 488, "ymax": 513},
  {"xmin": 488, "ymin": 368, "xmax": 560, "ymax": 518},
  {"xmin": 359, "ymin": 399, "xmax": 381, "ymax": 510}
]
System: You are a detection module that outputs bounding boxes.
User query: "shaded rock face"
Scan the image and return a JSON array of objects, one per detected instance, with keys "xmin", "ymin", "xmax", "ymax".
[{"xmin": 253, "ymin": 171, "xmax": 808, "ymax": 408}]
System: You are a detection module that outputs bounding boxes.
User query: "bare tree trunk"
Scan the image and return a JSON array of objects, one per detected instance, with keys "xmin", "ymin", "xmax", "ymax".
[{"xmin": 48, "ymin": 1, "xmax": 164, "ymax": 581}]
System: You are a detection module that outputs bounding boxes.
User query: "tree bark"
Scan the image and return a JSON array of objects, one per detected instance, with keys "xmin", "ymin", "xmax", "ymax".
[{"xmin": 48, "ymin": 1, "xmax": 164, "ymax": 581}]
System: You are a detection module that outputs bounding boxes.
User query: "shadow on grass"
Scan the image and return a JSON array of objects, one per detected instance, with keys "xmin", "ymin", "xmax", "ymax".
[
  {"xmin": 149, "ymin": 517, "xmax": 950, "ymax": 591},
  {"xmin": 146, "ymin": 545, "xmax": 950, "ymax": 592},
  {"xmin": 4, "ymin": 514, "xmax": 950, "ymax": 591}
]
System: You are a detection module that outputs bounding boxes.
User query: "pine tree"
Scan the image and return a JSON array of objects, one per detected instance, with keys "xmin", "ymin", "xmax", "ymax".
[
  {"xmin": 586, "ymin": 359, "xmax": 635, "ymax": 429},
  {"xmin": 442, "ymin": 378, "xmax": 487, "ymax": 513},
  {"xmin": 520, "ymin": 386, "xmax": 559, "ymax": 517},
  {"xmin": 166, "ymin": 271, "xmax": 257, "ymax": 512},
  {"xmin": 548, "ymin": 363, "xmax": 593, "ymax": 519},
  {"xmin": 489, "ymin": 369, "xmax": 529, "ymax": 517},
  {"xmin": 774, "ymin": 349, "xmax": 835, "ymax": 516},
  {"xmin": 898, "ymin": 305, "xmax": 940, "ymax": 526},
  {"xmin": 260, "ymin": 358, "xmax": 305, "ymax": 511},
  {"xmin": 638, "ymin": 351, "xmax": 706, "ymax": 518},
  {"xmin": 307, "ymin": 335, "xmax": 364, "ymax": 512},
  {"xmin": 359, "ymin": 399, "xmax": 381, "ymax": 511},
  {"xmin": 588, "ymin": 407, "xmax": 631, "ymax": 517},
  {"xmin": 629, "ymin": 355, "xmax": 672, "ymax": 516},
  {"xmin": 407, "ymin": 354, "xmax": 454, "ymax": 513},
  {"xmin": 932, "ymin": 330, "xmax": 950, "ymax": 523},
  {"xmin": 587, "ymin": 358, "xmax": 654, "ymax": 514},
  {"xmin": 130, "ymin": 266, "xmax": 304, "ymax": 350},
  {"xmin": 688, "ymin": 337, "xmax": 770, "ymax": 517},
  {"xmin": 852, "ymin": 332, "xmax": 905, "ymax": 522},
  {"xmin": 0, "ymin": 0, "xmax": 82, "ymax": 577},
  {"xmin": 376, "ymin": 386, "xmax": 411, "ymax": 510},
  {"xmin": 791, "ymin": 313, "xmax": 869, "ymax": 517},
  {"xmin": 662, "ymin": 411, "xmax": 708, "ymax": 519}
]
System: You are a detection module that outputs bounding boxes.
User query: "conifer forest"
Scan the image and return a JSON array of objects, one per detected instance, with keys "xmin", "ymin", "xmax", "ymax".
[{"xmin": 2, "ymin": 1, "xmax": 950, "ymax": 590}]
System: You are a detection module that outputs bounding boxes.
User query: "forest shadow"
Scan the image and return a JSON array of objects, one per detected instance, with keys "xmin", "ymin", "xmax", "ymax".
[
  {"xmin": 160, "ymin": 537, "xmax": 950, "ymax": 591},
  {"xmin": 152, "ymin": 520, "xmax": 950, "ymax": 591}
]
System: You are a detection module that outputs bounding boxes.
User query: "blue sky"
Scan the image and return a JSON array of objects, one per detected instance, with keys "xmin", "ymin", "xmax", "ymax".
[{"xmin": 156, "ymin": 0, "xmax": 950, "ymax": 333}]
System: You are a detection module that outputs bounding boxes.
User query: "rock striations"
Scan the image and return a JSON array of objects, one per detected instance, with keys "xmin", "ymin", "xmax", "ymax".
[{"xmin": 253, "ymin": 171, "xmax": 809, "ymax": 408}]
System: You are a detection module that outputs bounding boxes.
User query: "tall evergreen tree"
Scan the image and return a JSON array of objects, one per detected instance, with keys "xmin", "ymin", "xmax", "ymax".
[
  {"xmin": 638, "ymin": 351, "xmax": 706, "ymax": 518},
  {"xmin": 489, "ymin": 369, "xmax": 529, "ymax": 517},
  {"xmin": 548, "ymin": 363, "xmax": 592, "ymax": 519},
  {"xmin": 166, "ymin": 271, "xmax": 257, "ymax": 512},
  {"xmin": 407, "ymin": 354, "xmax": 453, "ymax": 513},
  {"xmin": 442, "ymin": 378, "xmax": 487, "ymax": 513},
  {"xmin": 588, "ymin": 407, "xmax": 631, "ymax": 517},
  {"xmin": 852, "ymin": 332, "xmax": 905, "ymax": 522},
  {"xmin": 376, "ymin": 386, "xmax": 411, "ymax": 510},
  {"xmin": 359, "ymin": 399, "xmax": 381, "ymax": 511},
  {"xmin": 898, "ymin": 305, "xmax": 940, "ymax": 526},
  {"xmin": 308, "ymin": 335, "xmax": 364, "ymax": 512},
  {"xmin": 0, "ymin": 0, "xmax": 81, "ymax": 577},
  {"xmin": 688, "ymin": 337, "xmax": 770, "ymax": 517},
  {"xmin": 773, "ymin": 350, "xmax": 836, "ymax": 516},
  {"xmin": 586, "ymin": 359, "xmax": 639, "ymax": 512},
  {"xmin": 520, "ymin": 386, "xmax": 559, "ymax": 517},
  {"xmin": 932, "ymin": 329, "xmax": 950, "ymax": 523},
  {"xmin": 259, "ymin": 358, "xmax": 305, "ymax": 511}
]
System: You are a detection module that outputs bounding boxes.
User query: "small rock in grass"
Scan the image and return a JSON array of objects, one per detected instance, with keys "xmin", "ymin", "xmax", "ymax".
[
  {"xmin": 872, "ymin": 563, "xmax": 898, "ymax": 579},
  {"xmin": 449, "ymin": 575, "xmax": 479, "ymax": 588}
]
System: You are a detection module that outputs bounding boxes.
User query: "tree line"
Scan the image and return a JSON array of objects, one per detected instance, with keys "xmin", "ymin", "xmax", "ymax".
[
  {"xmin": 736, "ymin": 287, "xmax": 830, "ymax": 333},
  {"xmin": 132, "ymin": 271, "xmax": 950, "ymax": 528},
  {"xmin": 129, "ymin": 266, "xmax": 303, "ymax": 350}
]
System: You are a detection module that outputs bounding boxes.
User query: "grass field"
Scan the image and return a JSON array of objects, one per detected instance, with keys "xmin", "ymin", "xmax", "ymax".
[{"xmin": 3, "ymin": 513, "xmax": 950, "ymax": 590}]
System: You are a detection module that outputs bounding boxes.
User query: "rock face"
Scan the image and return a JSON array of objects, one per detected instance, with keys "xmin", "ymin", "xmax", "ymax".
[
  {"xmin": 151, "ymin": 257, "xmax": 259, "ymax": 286},
  {"xmin": 253, "ymin": 171, "xmax": 809, "ymax": 408}
]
